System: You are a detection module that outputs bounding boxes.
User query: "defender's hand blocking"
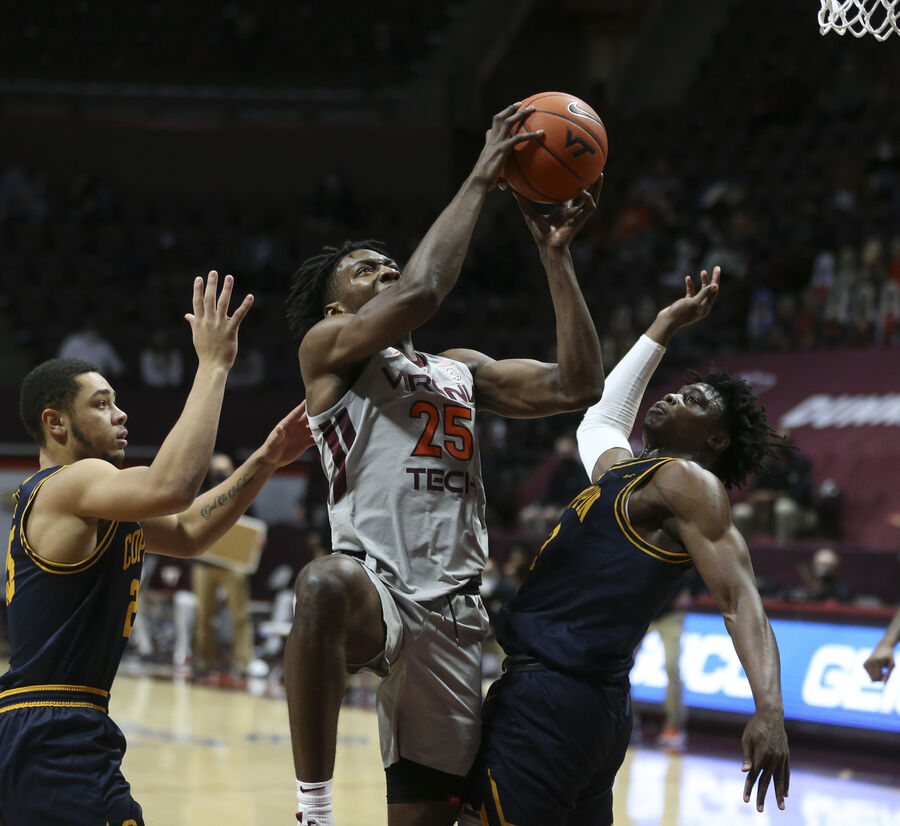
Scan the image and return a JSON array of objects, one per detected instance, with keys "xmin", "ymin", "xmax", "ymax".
[
  {"xmin": 659, "ymin": 266, "xmax": 721, "ymax": 330},
  {"xmin": 259, "ymin": 400, "xmax": 315, "ymax": 468},
  {"xmin": 471, "ymin": 102, "xmax": 545, "ymax": 190},
  {"xmin": 741, "ymin": 709, "xmax": 790, "ymax": 811},
  {"xmin": 185, "ymin": 271, "xmax": 254, "ymax": 370},
  {"xmin": 514, "ymin": 176, "xmax": 603, "ymax": 250}
]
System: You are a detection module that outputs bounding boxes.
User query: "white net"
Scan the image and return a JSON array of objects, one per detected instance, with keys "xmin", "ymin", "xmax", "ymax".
[{"xmin": 819, "ymin": 0, "xmax": 900, "ymax": 39}]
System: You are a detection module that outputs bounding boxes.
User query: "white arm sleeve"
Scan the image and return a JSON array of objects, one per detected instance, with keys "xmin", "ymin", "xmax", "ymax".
[{"xmin": 576, "ymin": 334, "xmax": 666, "ymax": 478}]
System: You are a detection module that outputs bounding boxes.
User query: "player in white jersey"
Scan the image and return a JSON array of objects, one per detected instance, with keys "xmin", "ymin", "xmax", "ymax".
[{"xmin": 283, "ymin": 102, "xmax": 605, "ymax": 826}]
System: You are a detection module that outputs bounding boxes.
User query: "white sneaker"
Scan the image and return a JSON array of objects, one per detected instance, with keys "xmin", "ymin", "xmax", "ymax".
[{"xmin": 296, "ymin": 809, "xmax": 335, "ymax": 826}]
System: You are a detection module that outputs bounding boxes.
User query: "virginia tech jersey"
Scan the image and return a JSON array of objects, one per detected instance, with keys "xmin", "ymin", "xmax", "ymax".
[
  {"xmin": 497, "ymin": 456, "xmax": 693, "ymax": 680},
  {"xmin": 309, "ymin": 348, "xmax": 487, "ymax": 602},
  {"xmin": 1, "ymin": 466, "xmax": 145, "ymax": 695}
]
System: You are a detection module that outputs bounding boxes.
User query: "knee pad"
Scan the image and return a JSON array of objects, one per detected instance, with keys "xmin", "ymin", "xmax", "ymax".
[{"xmin": 384, "ymin": 757, "xmax": 465, "ymax": 805}]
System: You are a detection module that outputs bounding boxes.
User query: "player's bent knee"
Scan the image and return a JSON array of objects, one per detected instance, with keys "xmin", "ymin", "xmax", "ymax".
[
  {"xmin": 292, "ymin": 555, "xmax": 381, "ymax": 630},
  {"xmin": 293, "ymin": 555, "xmax": 359, "ymax": 604},
  {"xmin": 385, "ymin": 757, "xmax": 465, "ymax": 806}
]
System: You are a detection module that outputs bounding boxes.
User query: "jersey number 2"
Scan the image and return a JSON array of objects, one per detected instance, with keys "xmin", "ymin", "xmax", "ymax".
[
  {"xmin": 122, "ymin": 578, "xmax": 140, "ymax": 638},
  {"xmin": 410, "ymin": 401, "xmax": 473, "ymax": 460}
]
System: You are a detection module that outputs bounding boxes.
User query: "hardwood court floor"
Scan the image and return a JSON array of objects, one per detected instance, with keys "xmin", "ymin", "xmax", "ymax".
[{"xmin": 105, "ymin": 673, "xmax": 900, "ymax": 826}]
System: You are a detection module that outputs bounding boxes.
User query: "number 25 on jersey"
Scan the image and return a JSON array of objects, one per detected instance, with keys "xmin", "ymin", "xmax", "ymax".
[{"xmin": 411, "ymin": 401, "xmax": 473, "ymax": 461}]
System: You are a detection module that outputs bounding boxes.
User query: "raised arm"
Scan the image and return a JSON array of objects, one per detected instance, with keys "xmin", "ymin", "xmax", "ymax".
[
  {"xmin": 45, "ymin": 272, "xmax": 253, "ymax": 522},
  {"xmin": 300, "ymin": 103, "xmax": 542, "ymax": 389},
  {"xmin": 656, "ymin": 461, "xmax": 789, "ymax": 812},
  {"xmin": 577, "ymin": 267, "xmax": 721, "ymax": 482},
  {"xmin": 143, "ymin": 402, "xmax": 314, "ymax": 557},
  {"xmin": 863, "ymin": 606, "xmax": 900, "ymax": 682},
  {"xmin": 443, "ymin": 182, "xmax": 605, "ymax": 418}
]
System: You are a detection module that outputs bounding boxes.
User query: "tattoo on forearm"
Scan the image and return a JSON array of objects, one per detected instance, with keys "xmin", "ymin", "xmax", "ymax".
[{"xmin": 200, "ymin": 473, "xmax": 254, "ymax": 520}]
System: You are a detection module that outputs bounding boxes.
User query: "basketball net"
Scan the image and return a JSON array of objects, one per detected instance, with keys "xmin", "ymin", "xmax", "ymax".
[{"xmin": 818, "ymin": 0, "xmax": 900, "ymax": 39}]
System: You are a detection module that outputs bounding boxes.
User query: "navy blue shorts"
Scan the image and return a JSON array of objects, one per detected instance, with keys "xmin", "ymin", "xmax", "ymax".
[
  {"xmin": 463, "ymin": 667, "xmax": 632, "ymax": 826},
  {"xmin": 0, "ymin": 705, "xmax": 143, "ymax": 826}
]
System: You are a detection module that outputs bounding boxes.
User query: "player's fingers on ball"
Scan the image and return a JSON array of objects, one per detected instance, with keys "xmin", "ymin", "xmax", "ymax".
[
  {"xmin": 511, "ymin": 129, "xmax": 543, "ymax": 146},
  {"xmin": 497, "ymin": 101, "xmax": 522, "ymax": 119},
  {"xmin": 508, "ymin": 105, "xmax": 534, "ymax": 125}
]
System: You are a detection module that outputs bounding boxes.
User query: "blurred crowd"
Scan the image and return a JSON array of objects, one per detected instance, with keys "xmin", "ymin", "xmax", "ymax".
[
  {"xmin": 1, "ymin": 2, "xmax": 452, "ymax": 88},
  {"xmin": 2, "ymin": 0, "xmax": 899, "ymax": 674}
]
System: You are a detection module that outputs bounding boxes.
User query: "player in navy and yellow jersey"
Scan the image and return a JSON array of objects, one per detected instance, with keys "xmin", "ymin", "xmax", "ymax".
[
  {"xmin": 0, "ymin": 273, "xmax": 312, "ymax": 826},
  {"xmin": 462, "ymin": 268, "xmax": 791, "ymax": 826}
]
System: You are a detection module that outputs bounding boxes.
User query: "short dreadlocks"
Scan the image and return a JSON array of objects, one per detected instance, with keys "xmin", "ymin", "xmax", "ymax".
[
  {"xmin": 690, "ymin": 366, "xmax": 778, "ymax": 489},
  {"xmin": 285, "ymin": 239, "xmax": 387, "ymax": 342}
]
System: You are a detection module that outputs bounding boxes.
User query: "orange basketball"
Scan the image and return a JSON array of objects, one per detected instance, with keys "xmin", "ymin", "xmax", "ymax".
[{"xmin": 504, "ymin": 91, "xmax": 608, "ymax": 204}]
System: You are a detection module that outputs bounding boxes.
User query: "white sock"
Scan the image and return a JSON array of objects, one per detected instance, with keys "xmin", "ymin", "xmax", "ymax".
[{"xmin": 296, "ymin": 778, "xmax": 334, "ymax": 826}]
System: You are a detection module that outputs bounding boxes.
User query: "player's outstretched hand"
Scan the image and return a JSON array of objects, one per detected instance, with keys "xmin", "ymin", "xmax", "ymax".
[
  {"xmin": 259, "ymin": 400, "xmax": 314, "ymax": 468},
  {"xmin": 515, "ymin": 176, "xmax": 603, "ymax": 251},
  {"xmin": 661, "ymin": 266, "xmax": 721, "ymax": 329},
  {"xmin": 863, "ymin": 641, "xmax": 895, "ymax": 682},
  {"xmin": 185, "ymin": 271, "xmax": 254, "ymax": 370},
  {"xmin": 471, "ymin": 102, "xmax": 544, "ymax": 190},
  {"xmin": 740, "ymin": 709, "xmax": 790, "ymax": 812}
]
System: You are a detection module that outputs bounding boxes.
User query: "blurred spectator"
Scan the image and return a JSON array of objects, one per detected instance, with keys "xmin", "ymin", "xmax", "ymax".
[
  {"xmin": 646, "ymin": 570, "xmax": 701, "ymax": 752},
  {"xmin": 732, "ymin": 435, "xmax": 817, "ymax": 543},
  {"xmin": 481, "ymin": 557, "xmax": 519, "ymax": 628},
  {"xmin": 306, "ymin": 529, "xmax": 330, "ymax": 560},
  {"xmin": 501, "ymin": 544, "xmax": 532, "ymax": 592},
  {"xmin": 226, "ymin": 343, "xmax": 266, "ymax": 389},
  {"xmin": 480, "ymin": 554, "xmax": 524, "ymax": 680},
  {"xmin": 295, "ymin": 462, "xmax": 331, "ymax": 535},
  {"xmin": 192, "ymin": 453, "xmax": 257, "ymax": 680},
  {"xmin": 518, "ymin": 435, "xmax": 586, "ymax": 533},
  {"xmin": 57, "ymin": 318, "xmax": 124, "ymax": 377},
  {"xmin": 789, "ymin": 547, "xmax": 854, "ymax": 603},
  {"xmin": 139, "ymin": 328, "xmax": 184, "ymax": 387}
]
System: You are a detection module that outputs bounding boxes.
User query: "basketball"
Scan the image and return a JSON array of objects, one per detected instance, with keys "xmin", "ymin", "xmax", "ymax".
[{"xmin": 504, "ymin": 91, "xmax": 608, "ymax": 204}]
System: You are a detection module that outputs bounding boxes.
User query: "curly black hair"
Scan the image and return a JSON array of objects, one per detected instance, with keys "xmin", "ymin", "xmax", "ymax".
[
  {"xmin": 690, "ymin": 366, "xmax": 778, "ymax": 489},
  {"xmin": 20, "ymin": 358, "xmax": 99, "ymax": 446},
  {"xmin": 285, "ymin": 239, "xmax": 387, "ymax": 342}
]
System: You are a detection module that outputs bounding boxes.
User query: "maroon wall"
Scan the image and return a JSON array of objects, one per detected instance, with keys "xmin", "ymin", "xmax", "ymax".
[{"xmin": 659, "ymin": 349, "xmax": 900, "ymax": 548}]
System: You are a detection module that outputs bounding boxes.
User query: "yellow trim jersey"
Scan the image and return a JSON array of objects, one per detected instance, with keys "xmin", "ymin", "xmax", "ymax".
[
  {"xmin": 496, "ymin": 456, "xmax": 693, "ymax": 680},
  {"xmin": 1, "ymin": 466, "xmax": 145, "ymax": 696}
]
